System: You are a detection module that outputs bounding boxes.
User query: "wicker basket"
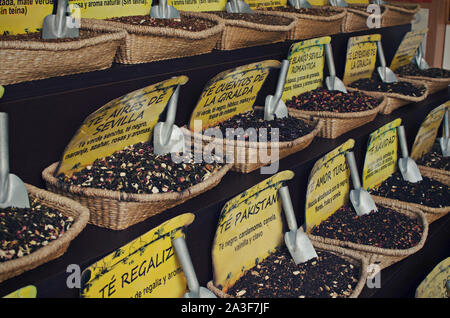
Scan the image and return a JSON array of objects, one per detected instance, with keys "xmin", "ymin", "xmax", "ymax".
[
  {"xmin": 382, "ymin": 2, "xmax": 420, "ymax": 28},
  {"xmin": 88, "ymin": 11, "xmax": 224, "ymax": 64},
  {"xmin": 393, "ymin": 74, "xmax": 450, "ymax": 95},
  {"xmin": 288, "ymin": 94, "xmax": 386, "ymax": 139},
  {"xmin": 347, "ymin": 78, "xmax": 428, "ymax": 115},
  {"xmin": 0, "ymin": 184, "xmax": 90, "ymax": 283},
  {"xmin": 0, "ymin": 19, "xmax": 126, "ymax": 86},
  {"xmin": 343, "ymin": 4, "xmax": 388, "ymax": 33},
  {"xmin": 214, "ymin": 11, "xmax": 297, "ymax": 50},
  {"xmin": 418, "ymin": 165, "xmax": 450, "ymax": 187},
  {"xmin": 182, "ymin": 112, "xmax": 322, "ymax": 174},
  {"xmin": 309, "ymin": 197, "xmax": 428, "ymax": 272},
  {"xmin": 42, "ymin": 162, "xmax": 232, "ymax": 230},
  {"xmin": 206, "ymin": 240, "xmax": 369, "ymax": 298}
]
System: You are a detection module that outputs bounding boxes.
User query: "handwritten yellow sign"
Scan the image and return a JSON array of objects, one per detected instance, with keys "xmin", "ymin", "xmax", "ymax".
[
  {"xmin": 343, "ymin": 34, "xmax": 381, "ymax": 85},
  {"xmin": 305, "ymin": 139, "xmax": 354, "ymax": 232},
  {"xmin": 0, "ymin": 1, "xmax": 152, "ymax": 35},
  {"xmin": 56, "ymin": 76, "xmax": 188, "ymax": 177},
  {"xmin": 212, "ymin": 170, "xmax": 294, "ymax": 292},
  {"xmin": 390, "ymin": 29, "xmax": 428, "ymax": 71},
  {"xmin": 362, "ymin": 118, "xmax": 402, "ymax": 190},
  {"xmin": 411, "ymin": 102, "xmax": 448, "ymax": 160},
  {"xmin": 282, "ymin": 36, "xmax": 330, "ymax": 102},
  {"xmin": 3, "ymin": 285, "xmax": 37, "ymax": 298},
  {"xmin": 189, "ymin": 60, "xmax": 281, "ymax": 132},
  {"xmin": 81, "ymin": 213, "xmax": 195, "ymax": 298},
  {"xmin": 416, "ymin": 257, "xmax": 450, "ymax": 298}
]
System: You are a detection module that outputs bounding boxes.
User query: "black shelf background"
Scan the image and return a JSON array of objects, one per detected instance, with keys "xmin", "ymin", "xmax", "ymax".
[{"xmin": 0, "ymin": 24, "xmax": 448, "ymax": 298}]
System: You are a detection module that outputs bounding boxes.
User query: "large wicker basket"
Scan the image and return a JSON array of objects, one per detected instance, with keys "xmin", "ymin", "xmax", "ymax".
[
  {"xmin": 42, "ymin": 162, "xmax": 232, "ymax": 230},
  {"xmin": 206, "ymin": 240, "xmax": 369, "ymax": 298},
  {"xmin": 418, "ymin": 165, "xmax": 450, "ymax": 187},
  {"xmin": 288, "ymin": 94, "xmax": 386, "ymax": 139},
  {"xmin": 347, "ymin": 78, "xmax": 428, "ymax": 115},
  {"xmin": 0, "ymin": 184, "xmax": 90, "ymax": 283},
  {"xmin": 343, "ymin": 3, "xmax": 388, "ymax": 33},
  {"xmin": 214, "ymin": 11, "xmax": 297, "ymax": 50},
  {"xmin": 382, "ymin": 2, "xmax": 420, "ymax": 28},
  {"xmin": 88, "ymin": 11, "xmax": 224, "ymax": 64},
  {"xmin": 0, "ymin": 19, "xmax": 126, "ymax": 85},
  {"xmin": 393, "ymin": 73, "xmax": 450, "ymax": 95},
  {"xmin": 309, "ymin": 197, "xmax": 428, "ymax": 272}
]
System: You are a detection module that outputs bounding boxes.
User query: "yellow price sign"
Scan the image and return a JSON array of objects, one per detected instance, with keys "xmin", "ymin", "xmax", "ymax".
[
  {"xmin": 343, "ymin": 34, "xmax": 381, "ymax": 85},
  {"xmin": 168, "ymin": 0, "xmax": 226, "ymax": 12},
  {"xmin": 416, "ymin": 257, "xmax": 450, "ymax": 298},
  {"xmin": 56, "ymin": 76, "xmax": 188, "ymax": 177},
  {"xmin": 305, "ymin": 139, "xmax": 354, "ymax": 232},
  {"xmin": 246, "ymin": 0, "xmax": 287, "ymax": 9},
  {"xmin": 411, "ymin": 102, "xmax": 448, "ymax": 160},
  {"xmin": 282, "ymin": 36, "xmax": 330, "ymax": 102},
  {"xmin": 390, "ymin": 29, "xmax": 428, "ymax": 71},
  {"xmin": 212, "ymin": 170, "xmax": 294, "ymax": 292},
  {"xmin": 0, "ymin": 0, "xmax": 152, "ymax": 35},
  {"xmin": 3, "ymin": 285, "xmax": 37, "ymax": 298},
  {"xmin": 189, "ymin": 60, "xmax": 281, "ymax": 132},
  {"xmin": 362, "ymin": 118, "xmax": 402, "ymax": 190},
  {"xmin": 81, "ymin": 213, "xmax": 195, "ymax": 298}
]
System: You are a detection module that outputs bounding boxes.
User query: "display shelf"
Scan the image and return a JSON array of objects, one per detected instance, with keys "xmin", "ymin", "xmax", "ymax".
[{"xmin": 0, "ymin": 24, "xmax": 448, "ymax": 298}]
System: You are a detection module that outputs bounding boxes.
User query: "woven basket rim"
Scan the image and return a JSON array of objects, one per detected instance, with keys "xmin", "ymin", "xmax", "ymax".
[
  {"xmin": 287, "ymin": 93, "xmax": 386, "ymax": 119},
  {"xmin": 42, "ymin": 161, "xmax": 232, "ymax": 203},
  {"xmin": 384, "ymin": 2, "xmax": 420, "ymax": 14},
  {"xmin": 0, "ymin": 183, "xmax": 90, "ymax": 278},
  {"xmin": 207, "ymin": 240, "xmax": 369, "ymax": 298},
  {"xmin": 86, "ymin": 11, "xmax": 224, "ymax": 40},
  {"xmin": 182, "ymin": 113, "xmax": 323, "ymax": 150},
  {"xmin": 213, "ymin": 10, "xmax": 297, "ymax": 32},
  {"xmin": 0, "ymin": 18, "xmax": 127, "ymax": 51},
  {"xmin": 418, "ymin": 164, "xmax": 450, "ymax": 177},
  {"xmin": 257, "ymin": 6, "xmax": 346, "ymax": 22},
  {"xmin": 308, "ymin": 197, "xmax": 429, "ymax": 257},
  {"xmin": 394, "ymin": 73, "xmax": 450, "ymax": 84}
]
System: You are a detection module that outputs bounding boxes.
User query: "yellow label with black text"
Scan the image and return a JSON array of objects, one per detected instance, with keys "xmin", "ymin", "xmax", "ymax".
[
  {"xmin": 189, "ymin": 60, "xmax": 281, "ymax": 132},
  {"xmin": 305, "ymin": 139, "xmax": 354, "ymax": 232},
  {"xmin": 390, "ymin": 29, "xmax": 428, "ymax": 71},
  {"xmin": 81, "ymin": 213, "xmax": 195, "ymax": 298},
  {"xmin": 3, "ymin": 285, "xmax": 37, "ymax": 298},
  {"xmin": 167, "ymin": 0, "xmax": 226, "ymax": 12},
  {"xmin": 212, "ymin": 170, "xmax": 294, "ymax": 292},
  {"xmin": 343, "ymin": 34, "xmax": 380, "ymax": 85},
  {"xmin": 0, "ymin": 1, "xmax": 152, "ymax": 35},
  {"xmin": 362, "ymin": 118, "xmax": 402, "ymax": 190},
  {"xmin": 411, "ymin": 102, "xmax": 448, "ymax": 160},
  {"xmin": 308, "ymin": 0, "xmax": 368, "ymax": 5},
  {"xmin": 56, "ymin": 76, "xmax": 188, "ymax": 177},
  {"xmin": 282, "ymin": 36, "xmax": 330, "ymax": 102},
  {"xmin": 246, "ymin": 0, "xmax": 287, "ymax": 9}
]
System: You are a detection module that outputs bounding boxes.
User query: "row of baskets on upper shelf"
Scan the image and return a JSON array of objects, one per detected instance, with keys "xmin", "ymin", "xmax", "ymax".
[{"xmin": 0, "ymin": 2, "xmax": 420, "ymax": 85}]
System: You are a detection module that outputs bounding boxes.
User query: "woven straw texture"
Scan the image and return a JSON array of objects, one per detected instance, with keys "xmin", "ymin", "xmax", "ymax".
[
  {"xmin": 88, "ymin": 11, "xmax": 224, "ymax": 64},
  {"xmin": 382, "ymin": 2, "xmax": 420, "ymax": 28},
  {"xmin": 288, "ymin": 94, "xmax": 386, "ymax": 139},
  {"xmin": 206, "ymin": 240, "xmax": 368, "ymax": 298},
  {"xmin": 0, "ymin": 184, "xmax": 90, "ymax": 283},
  {"xmin": 346, "ymin": 78, "xmax": 429, "ymax": 115},
  {"xmin": 0, "ymin": 19, "xmax": 126, "ymax": 85},
  {"xmin": 418, "ymin": 165, "xmax": 450, "ymax": 187},
  {"xmin": 182, "ymin": 114, "xmax": 322, "ymax": 174},
  {"xmin": 394, "ymin": 74, "xmax": 450, "ymax": 95},
  {"xmin": 42, "ymin": 162, "xmax": 232, "ymax": 230},
  {"xmin": 343, "ymin": 4, "xmax": 388, "ymax": 33},
  {"xmin": 309, "ymin": 197, "xmax": 428, "ymax": 271},
  {"xmin": 215, "ymin": 11, "xmax": 297, "ymax": 50}
]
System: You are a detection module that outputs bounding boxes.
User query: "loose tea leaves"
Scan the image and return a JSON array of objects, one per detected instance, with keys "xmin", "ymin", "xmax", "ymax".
[
  {"xmin": 107, "ymin": 15, "xmax": 216, "ymax": 32},
  {"xmin": 369, "ymin": 172, "xmax": 450, "ymax": 208},
  {"xmin": 58, "ymin": 142, "xmax": 223, "ymax": 194},
  {"xmin": 349, "ymin": 74, "xmax": 426, "ymax": 97},
  {"xmin": 396, "ymin": 63, "xmax": 450, "ymax": 79},
  {"xmin": 0, "ymin": 30, "xmax": 101, "ymax": 43},
  {"xmin": 311, "ymin": 205, "xmax": 423, "ymax": 249},
  {"xmin": 208, "ymin": 109, "xmax": 314, "ymax": 142},
  {"xmin": 416, "ymin": 143, "xmax": 450, "ymax": 171},
  {"xmin": 261, "ymin": 6, "xmax": 342, "ymax": 17},
  {"xmin": 210, "ymin": 12, "xmax": 292, "ymax": 26},
  {"xmin": 0, "ymin": 200, "xmax": 74, "ymax": 262},
  {"xmin": 285, "ymin": 88, "xmax": 381, "ymax": 113},
  {"xmin": 227, "ymin": 248, "xmax": 359, "ymax": 298}
]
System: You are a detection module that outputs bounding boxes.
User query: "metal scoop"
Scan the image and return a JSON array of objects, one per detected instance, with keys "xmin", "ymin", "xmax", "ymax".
[
  {"xmin": 279, "ymin": 186, "xmax": 317, "ymax": 264},
  {"xmin": 414, "ymin": 44, "xmax": 430, "ymax": 71},
  {"xmin": 153, "ymin": 86, "xmax": 185, "ymax": 156},
  {"xmin": 226, "ymin": 0, "xmax": 254, "ymax": 14},
  {"xmin": 440, "ymin": 108, "xmax": 450, "ymax": 157},
  {"xmin": 264, "ymin": 60, "xmax": 289, "ymax": 121},
  {"xmin": 150, "ymin": 0, "xmax": 180, "ymax": 19},
  {"xmin": 346, "ymin": 151, "xmax": 377, "ymax": 216},
  {"xmin": 0, "ymin": 113, "xmax": 30, "ymax": 209},
  {"xmin": 172, "ymin": 236, "xmax": 216, "ymax": 298},
  {"xmin": 42, "ymin": 0, "xmax": 79, "ymax": 40},
  {"xmin": 398, "ymin": 125, "xmax": 423, "ymax": 183},
  {"xmin": 377, "ymin": 41, "xmax": 398, "ymax": 83},
  {"xmin": 288, "ymin": 0, "xmax": 312, "ymax": 9},
  {"xmin": 325, "ymin": 43, "xmax": 347, "ymax": 93},
  {"xmin": 329, "ymin": 0, "xmax": 348, "ymax": 7}
]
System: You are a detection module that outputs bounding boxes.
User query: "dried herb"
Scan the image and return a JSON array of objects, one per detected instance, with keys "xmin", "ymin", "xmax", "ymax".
[
  {"xmin": 107, "ymin": 15, "xmax": 216, "ymax": 32},
  {"xmin": 210, "ymin": 12, "xmax": 292, "ymax": 26},
  {"xmin": 349, "ymin": 74, "xmax": 426, "ymax": 97},
  {"xmin": 0, "ymin": 30, "xmax": 101, "ymax": 43},
  {"xmin": 396, "ymin": 63, "xmax": 450, "ymax": 79},
  {"xmin": 416, "ymin": 143, "xmax": 450, "ymax": 171}
]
